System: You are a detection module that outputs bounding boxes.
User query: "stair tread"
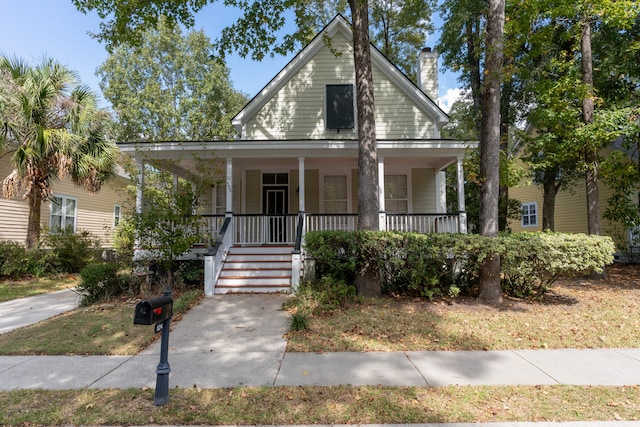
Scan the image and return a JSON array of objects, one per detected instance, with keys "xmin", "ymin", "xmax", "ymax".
[{"xmin": 215, "ymin": 246, "xmax": 294, "ymax": 293}]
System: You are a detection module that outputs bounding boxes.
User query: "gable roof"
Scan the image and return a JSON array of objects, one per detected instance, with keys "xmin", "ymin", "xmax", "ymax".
[{"xmin": 231, "ymin": 14, "xmax": 449, "ymax": 135}]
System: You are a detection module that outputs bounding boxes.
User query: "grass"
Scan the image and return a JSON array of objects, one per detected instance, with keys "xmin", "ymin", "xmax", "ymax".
[
  {"xmin": 286, "ymin": 263, "xmax": 640, "ymax": 352},
  {"xmin": 0, "ymin": 385, "xmax": 638, "ymax": 426},
  {"xmin": 0, "ymin": 275, "xmax": 79, "ymax": 302},
  {"xmin": 0, "ymin": 289, "xmax": 203, "ymax": 355}
]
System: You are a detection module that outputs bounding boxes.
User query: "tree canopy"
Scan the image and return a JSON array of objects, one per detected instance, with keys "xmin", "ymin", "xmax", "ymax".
[
  {"xmin": 97, "ymin": 17, "xmax": 246, "ymax": 142},
  {"xmin": 0, "ymin": 55, "xmax": 117, "ymax": 248}
]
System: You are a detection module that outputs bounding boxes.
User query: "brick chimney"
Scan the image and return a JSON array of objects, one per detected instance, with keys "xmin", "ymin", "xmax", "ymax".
[{"xmin": 416, "ymin": 47, "xmax": 439, "ymax": 103}]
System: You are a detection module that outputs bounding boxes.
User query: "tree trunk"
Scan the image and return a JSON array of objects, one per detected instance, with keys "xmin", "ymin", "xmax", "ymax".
[
  {"xmin": 26, "ymin": 194, "xmax": 42, "ymax": 249},
  {"xmin": 349, "ymin": 0, "xmax": 381, "ymax": 297},
  {"xmin": 581, "ymin": 17, "xmax": 600, "ymax": 236},
  {"xmin": 478, "ymin": 0, "xmax": 504, "ymax": 304},
  {"xmin": 542, "ymin": 167, "xmax": 558, "ymax": 231}
]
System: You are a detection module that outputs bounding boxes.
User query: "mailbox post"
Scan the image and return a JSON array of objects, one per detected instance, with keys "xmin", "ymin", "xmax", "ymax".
[{"xmin": 134, "ymin": 288, "xmax": 173, "ymax": 406}]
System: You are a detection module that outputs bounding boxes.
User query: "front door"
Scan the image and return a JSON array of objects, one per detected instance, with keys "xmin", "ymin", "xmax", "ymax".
[{"xmin": 263, "ymin": 186, "xmax": 288, "ymax": 243}]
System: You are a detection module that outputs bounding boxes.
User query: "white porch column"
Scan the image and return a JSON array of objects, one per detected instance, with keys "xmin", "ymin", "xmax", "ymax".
[
  {"xmin": 298, "ymin": 156, "xmax": 305, "ymax": 212},
  {"xmin": 135, "ymin": 154, "xmax": 145, "ymax": 215},
  {"xmin": 436, "ymin": 171, "xmax": 447, "ymax": 213},
  {"xmin": 225, "ymin": 158, "xmax": 233, "ymax": 217},
  {"xmin": 134, "ymin": 154, "xmax": 145, "ymax": 262},
  {"xmin": 456, "ymin": 156, "xmax": 468, "ymax": 233},
  {"xmin": 378, "ymin": 156, "xmax": 386, "ymax": 231}
]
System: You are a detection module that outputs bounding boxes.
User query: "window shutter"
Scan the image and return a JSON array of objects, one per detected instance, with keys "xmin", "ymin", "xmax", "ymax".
[{"xmin": 326, "ymin": 84, "xmax": 354, "ymax": 130}]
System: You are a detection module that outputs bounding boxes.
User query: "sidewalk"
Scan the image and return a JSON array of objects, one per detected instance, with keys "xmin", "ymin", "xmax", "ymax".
[
  {"xmin": 0, "ymin": 287, "xmax": 79, "ymax": 335},
  {"xmin": 1, "ymin": 293, "xmax": 640, "ymax": 391}
]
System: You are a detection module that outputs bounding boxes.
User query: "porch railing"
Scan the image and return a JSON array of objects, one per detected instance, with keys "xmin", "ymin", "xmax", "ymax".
[
  {"xmin": 385, "ymin": 213, "xmax": 460, "ymax": 234},
  {"xmin": 199, "ymin": 215, "xmax": 226, "ymax": 244},
  {"xmin": 233, "ymin": 214, "xmax": 298, "ymax": 245},
  {"xmin": 199, "ymin": 212, "xmax": 464, "ymax": 246},
  {"xmin": 306, "ymin": 213, "xmax": 358, "ymax": 232},
  {"xmin": 204, "ymin": 216, "xmax": 232, "ymax": 296}
]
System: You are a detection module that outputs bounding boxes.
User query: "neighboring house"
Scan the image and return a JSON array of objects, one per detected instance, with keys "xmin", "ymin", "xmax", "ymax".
[
  {"xmin": 0, "ymin": 155, "xmax": 130, "ymax": 248},
  {"xmin": 118, "ymin": 15, "xmax": 477, "ymax": 294},
  {"xmin": 508, "ymin": 145, "xmax": 635, "ymax": 257}
]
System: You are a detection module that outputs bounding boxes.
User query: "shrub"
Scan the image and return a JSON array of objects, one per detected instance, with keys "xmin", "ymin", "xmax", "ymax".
[
  {"xmin": 303, "ymin": 231, "xmax": 357, "ymax": 283},
  {"xmin": 77, "ymin": 262, "xmax": 127, "ymax": 305},
  {"xmin": 500, "ymin": 232, "xmax": 615, "ymax": 296},
  {"xmin": 113, "ymin": 218, "xmax": 135, "ymax": 261},
  {"xmin": 176, "ymin": 260, "xmax": 204, "ymax": 288},
  {"xmin": 0, "ymin": 241, "xmax": 49, "ymax": 279},
  {"xmin": 287, "ymin": 275, "xmax": 357, "ymax": 316},
  {"xmin": 40, "ymin": 228, "xmax": 102, "ymax": 273},
  {"xmin": 303, "ymin": 230, "xmax": 615, "ymax": 300}
]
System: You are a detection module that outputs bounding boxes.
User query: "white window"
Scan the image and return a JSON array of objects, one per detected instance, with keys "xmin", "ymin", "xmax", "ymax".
[
  {"xmin": 521, "ymin": 202, "xmax": 538, "ymax": 227},
  {"xmin": 51, "ymin": 195, "xmax": 77, "ymax": 233},
  {"xmin": 385, "ymin": 175, "xmax": 408, "ymax": 213},
  {"xmin": 325, "ymin": 84, "xmax": 355, "ymax": 130},
  {"xmin": 323, "ymin": 175, "xmax": 348, "ymax": 213},
  {"xmin": 214, "ymin": 182, "xmax": 239, "ymax": 214},
  {"xmin": 114, "ymin": 205, "xmax": 122, "ymax": 227}
]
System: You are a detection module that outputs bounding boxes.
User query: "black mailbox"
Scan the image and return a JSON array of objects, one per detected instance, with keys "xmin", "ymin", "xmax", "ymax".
[{"xmin": 134, "ymin": 295, "xmax": 173, "ymax": 325}]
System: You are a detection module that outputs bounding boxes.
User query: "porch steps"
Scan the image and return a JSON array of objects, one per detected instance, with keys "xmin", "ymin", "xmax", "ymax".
[{"xmin": 215, "ymin": 246, "xmax": 293, "ymax": 294}]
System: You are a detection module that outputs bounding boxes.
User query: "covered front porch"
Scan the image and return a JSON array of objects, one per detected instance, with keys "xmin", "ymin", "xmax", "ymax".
[{"xmin": 118, "ymin": 139, "xmax": 474, "ymax": 294}]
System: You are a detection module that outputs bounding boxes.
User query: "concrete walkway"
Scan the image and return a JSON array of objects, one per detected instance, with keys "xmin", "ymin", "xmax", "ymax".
[
  {"xmin": 1, "ymin": 293, "xmax": 640, "ymax": 391},
  {"xmin": 0, "ymin": 287, "xmax": 79, "ymax": 335}
]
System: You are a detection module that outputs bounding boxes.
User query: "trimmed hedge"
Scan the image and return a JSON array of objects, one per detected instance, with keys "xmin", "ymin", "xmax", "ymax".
[{"xmin": 304, "ymin": 231, "xmax": 615, "ymax": 299}]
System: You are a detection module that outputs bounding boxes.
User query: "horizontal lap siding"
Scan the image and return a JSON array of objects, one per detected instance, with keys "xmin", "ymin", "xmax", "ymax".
[
  {"xmin": 509, "ymin": 184, "xmax": 544, "ymax": 232},
  {"xmin": 1, "ymin": 155, "xmax": 128, "ymax": 247},
  {"xmin": 44, "ymin": 178, "xmax": 129, "ymax": 248},
  {"xmin": 510, "ymin": 178, "xmax": 627, "ymax": 248},
  {"xmin": 0, "ymin": 158, "xmax": 29, "ymax": 243},
  {"xmin": 373, "ymin": 78, "xmax": 435, "ymax": 139},
  {"xmin": 245, "ymin": 31, "xmax": 437, "ymax": 140}
]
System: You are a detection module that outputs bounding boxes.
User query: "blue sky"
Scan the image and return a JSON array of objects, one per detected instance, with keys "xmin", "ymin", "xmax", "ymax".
[{"xmin": 0, "ymin": 0, "xmax": 462, "ymax": 111}]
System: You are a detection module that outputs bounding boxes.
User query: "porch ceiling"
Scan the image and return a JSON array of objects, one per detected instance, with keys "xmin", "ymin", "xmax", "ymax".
[{"xmin": 117, "ymin": 139, "xmax": 476, "ymax": 179}]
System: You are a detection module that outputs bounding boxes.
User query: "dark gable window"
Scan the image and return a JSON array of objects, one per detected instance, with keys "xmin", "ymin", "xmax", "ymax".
[{"xmin": 326, "ymin": 84, "xmax": 354, "ymax": 130}]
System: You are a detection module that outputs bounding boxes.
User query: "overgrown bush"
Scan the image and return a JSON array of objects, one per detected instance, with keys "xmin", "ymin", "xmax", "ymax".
[
  {"xmin": 40, "ymin": 228, "xmax": 102, "ymax": 273},
  {"xmin": 303, "ymin": 230, "xmax": 615, "ymax": 299},
  {"xmin": 0, "ymin": 241, "xmax": 49, "ymax": 279},
  {"xmin": 77, "ymin": 262, "xmax": 128, "ymax": 305},
  {"xmin": 286, "ymin": 276, "xmax": 357, "ymax": 316}
]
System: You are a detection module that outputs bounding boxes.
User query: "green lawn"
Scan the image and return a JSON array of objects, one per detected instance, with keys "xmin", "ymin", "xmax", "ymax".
[{"xmin": 0, "ymin": 275, "xmax": 79, "ymax": 302}]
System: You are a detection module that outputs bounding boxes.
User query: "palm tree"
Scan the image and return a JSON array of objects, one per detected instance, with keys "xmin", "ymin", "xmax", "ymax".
[{"xmin": 0, "ymin": 55, "xmax": 117, "ymax": 248}]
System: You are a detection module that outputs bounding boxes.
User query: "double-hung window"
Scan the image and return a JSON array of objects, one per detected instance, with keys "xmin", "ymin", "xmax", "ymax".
[
  {"xmin": 521, "ymin": 202, "xmax": 538, "ymax": 227},
  {"xmin": 323, "ymin": 175, "xmax": 348, "ymax": 213},
  {"xmin": 385, "ymin": 175, "xmax": 408, "ymax": 213},
  {"xmin": 114, "ymin": 205, "xmax": 122, "ymax": 227},
  {"xmin": 51, "ymin": 195, "xmax": 77, "ymax": 233}
]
